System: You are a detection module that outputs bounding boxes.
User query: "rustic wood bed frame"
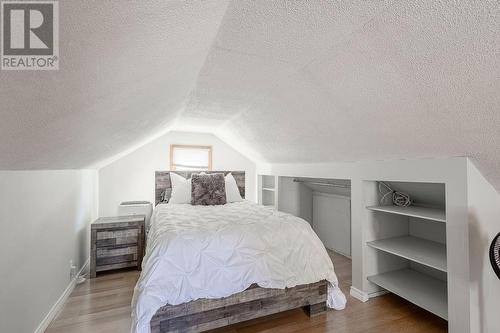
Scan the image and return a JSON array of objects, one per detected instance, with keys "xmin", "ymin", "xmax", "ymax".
[
  {"xmin": 151, "ymin": 171, "xmax": 328, "ymax": 333},
  {"xmin": 150, "ymin": 281, "xmax": 327, "ymax": 333}
]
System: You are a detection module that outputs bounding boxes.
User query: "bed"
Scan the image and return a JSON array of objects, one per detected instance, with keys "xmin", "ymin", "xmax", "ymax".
[{"xmin": 131, "ymin": 171, "xmax": 346, "ymax": 333}]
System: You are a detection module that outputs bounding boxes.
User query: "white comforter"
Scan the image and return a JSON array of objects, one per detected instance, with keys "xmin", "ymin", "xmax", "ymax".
[{"xmin": 131, "ymin": 201, "xmax": 346, "ymax": 333}]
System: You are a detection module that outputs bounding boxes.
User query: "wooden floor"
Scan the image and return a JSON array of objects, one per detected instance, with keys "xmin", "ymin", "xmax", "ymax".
[{"xmin": 46, "ymin": 252, "xmax": 447, "ymax": 333}]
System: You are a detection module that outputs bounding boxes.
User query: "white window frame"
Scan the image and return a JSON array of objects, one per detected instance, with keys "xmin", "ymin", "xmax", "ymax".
[{"xmin": 169, "ymin": 144, "xmax": 213, "ymax": 171}]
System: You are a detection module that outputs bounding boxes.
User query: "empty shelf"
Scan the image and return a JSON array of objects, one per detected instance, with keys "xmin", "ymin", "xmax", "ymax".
[
  {"xmin": 368, "ymin": 269, "xmax": 447, "ymax": 320},
  {"xmin": 262, "ymin": 187, "xmax": 276, "ymax": 191},
  {"xmin": 367, "ymin": 236, "xmax": 447, "ymax": 272},
  {"xmin": 366, "ymin": 205, "xmax": 446, "ymax": 223}
]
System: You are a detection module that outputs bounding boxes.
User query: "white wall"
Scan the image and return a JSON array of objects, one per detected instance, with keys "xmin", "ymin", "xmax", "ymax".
[
  {"xmin": 277, "ymin": 177, "xmax": 313, "ymax": 223},
  {"xmin": 270, "ymin": 157, "xmax": 469, "ymax": 333},
  {"xmin": 0, "ymin": 170, "xmax": 97, "ymax": 333},
  {"xmin": 467, "ymin": 160, "xmax": 500, "ymax": 333},
  {"xmin": 99, "ymin": 131, "xmax": 256, "ymax": 216},
  {"xmin": 276, "ymin": 177, "xmax": 351, "ymax": 255},
  {"xmin": 313, "ymin": 192, "xmax": 351, "ymax": 257}
]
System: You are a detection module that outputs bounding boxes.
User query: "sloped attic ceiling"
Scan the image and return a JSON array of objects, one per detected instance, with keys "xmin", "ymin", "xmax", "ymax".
[
  {"xmin": 1, "ymin": 1, "xmax": 499, "ymax": 187},
  {"xmin": 0, "ymin": 0, "xmax": 230, "ymax": 168},
  {"xmin": 181, "ymin": 0, "xmax": 500, "ymax": 186}
]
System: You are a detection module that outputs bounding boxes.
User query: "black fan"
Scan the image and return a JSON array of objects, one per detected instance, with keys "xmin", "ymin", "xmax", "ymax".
[{"xmin": 489, "ymin": 233, "xmax": 500, "ymax": 279}]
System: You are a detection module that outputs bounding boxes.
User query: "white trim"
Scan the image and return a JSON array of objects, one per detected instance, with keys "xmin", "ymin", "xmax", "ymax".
[
  {"xmin": 312, "ymin": 191, "xmax": 350, "ymax": 200},
  {"xmin": 350, "ymin": 286, "xmax": 369, "ymax": 302},
  {"xmin": 34, "ymin": 258, "xmax": 89, "ymax": 333},
  {"xmin": 369, "ymin": 289, "xmax": 389, "ymax": 298},
  {"xmin": 326, "ymin": 247, "xmax": 351, "ymax": 259},
  {"xmin": 350, "ymin": 286, "xmax": 388, "ymax": 303}
]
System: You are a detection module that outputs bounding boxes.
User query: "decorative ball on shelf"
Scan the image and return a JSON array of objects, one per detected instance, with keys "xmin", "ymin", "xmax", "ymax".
[{"xmin": 489, "ymin": 233, "xmax": 500, "ymax": 279}]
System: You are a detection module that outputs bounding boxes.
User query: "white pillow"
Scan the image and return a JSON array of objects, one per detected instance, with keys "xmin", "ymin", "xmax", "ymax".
[
  {"xmin": 169, "ymin": 173, "xmax": 191, "ymax": 204},
  {"xmin": 225, "ymin": 173, "xmax": 243, "ymax": 202}
]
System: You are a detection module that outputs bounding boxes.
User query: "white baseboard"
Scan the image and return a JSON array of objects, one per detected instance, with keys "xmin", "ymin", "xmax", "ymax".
[
  {"xmin": 34, "ymin": 258, "xmax": 89, "ymax": 333},
  {"xmin": 350, "ymin": 286, "xmax": 388, "ymax": 303},
  {"xmin": 369, "ymin": 289, "xmax": 389, "ymax": 298},
  {"xmin": 350, "ymin": 286, "xmax": 370, "ymax": 302}
]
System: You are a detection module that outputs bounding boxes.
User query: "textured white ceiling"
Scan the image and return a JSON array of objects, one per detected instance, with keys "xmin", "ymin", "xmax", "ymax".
[
  {"xmin": 0, "ymin": 0, "xmax": 229, "ymax": 168},
  {"xmin": 182, "ymin": 0, "xmax": 500, "ymax": 188},
  {"xmin": 1, "ymin": 1, "xmax": 499, "ymax": 188}
]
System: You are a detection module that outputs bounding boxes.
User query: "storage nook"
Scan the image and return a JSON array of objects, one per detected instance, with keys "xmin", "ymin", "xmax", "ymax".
[
  {"xmin": 258, "ymin": 175, "xmax": 278, "ymax": 208},
  {"xmin": 364, "ymin": 180, "xmax": 447, "ymax": 320},
  {"xmin": 259, "ymin": 175, "xmax": 352, "ymax": 257}
]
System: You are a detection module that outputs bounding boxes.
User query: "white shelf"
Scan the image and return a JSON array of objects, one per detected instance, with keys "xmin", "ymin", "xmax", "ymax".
[
  {"xmin": 262, "ymin": 187, "xmax": 276, "ymax": 192},
  {"xmin": 368, "ymin": 269, "xmax": 448, "ymax": 320},
  {"xmin": 367, "ymin": 236, "xmax": 447, "ymax": 272},
  {"xmin": 261, "ymin": 175, "xmax": 276, "ymax": 189},
  {"xmin": 366, "ymin": 205, "xmax": 446, "ymax": 223}
]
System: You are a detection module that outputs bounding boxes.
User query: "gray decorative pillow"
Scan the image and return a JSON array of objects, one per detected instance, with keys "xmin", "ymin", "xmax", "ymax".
[{"xmin": 191, "ymin": 173, "xmax": 227, "ymax": 205}]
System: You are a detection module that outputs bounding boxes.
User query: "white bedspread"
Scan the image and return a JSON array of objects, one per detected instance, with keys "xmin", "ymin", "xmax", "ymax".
[{"xmin": 131, "ymin": 201, "xmax": 346, "ymax": 333}]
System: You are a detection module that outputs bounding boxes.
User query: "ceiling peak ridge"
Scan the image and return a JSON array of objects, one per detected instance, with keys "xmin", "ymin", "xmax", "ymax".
[{"xmin": 173, "ymin": 0, "xmax": 233, "ymax": 125}]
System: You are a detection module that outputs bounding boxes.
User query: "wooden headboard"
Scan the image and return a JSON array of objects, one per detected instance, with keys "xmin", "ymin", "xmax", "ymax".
[{"xmin": 155, "ymin": 171, "xmax": 245, "ymax": 205}]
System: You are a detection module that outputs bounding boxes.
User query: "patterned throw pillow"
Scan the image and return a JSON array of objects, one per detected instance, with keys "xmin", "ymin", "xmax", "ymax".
[{"xmin": 191, "ymin": 173, "xmax": 227, "ymax": 205}]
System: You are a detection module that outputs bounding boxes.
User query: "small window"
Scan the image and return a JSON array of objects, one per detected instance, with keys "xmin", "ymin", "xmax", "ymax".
[{"xmin": 170, "ymin": 144, "xmax": 212, "ymax": 171}]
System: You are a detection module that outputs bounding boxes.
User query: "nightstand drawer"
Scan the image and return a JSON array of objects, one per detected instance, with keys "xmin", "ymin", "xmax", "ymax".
[
  {"xmin": 96, "ymin": 252, "xmax": 138, "ymax": 266},
  {"xmin": 96, "ymin": 228, "xmax": 138, "ymax": 247},
  {"xmin": 97, "ymin": 245, "xmax": 137, "ymax": 258},
  {"xmin": 95, "ymin": 261, "xmax": 138, "ymax": 272}
]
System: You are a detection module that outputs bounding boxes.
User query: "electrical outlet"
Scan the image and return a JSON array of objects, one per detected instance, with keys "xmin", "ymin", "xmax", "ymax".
[{"xmin": 69, "ymin": 260, "xmax": 77, "ymax": 280}]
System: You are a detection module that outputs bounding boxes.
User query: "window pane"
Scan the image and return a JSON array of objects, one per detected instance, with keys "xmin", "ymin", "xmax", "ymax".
[{"xmin": 171, "ymin": 145, "xmax": 211, "ymax": 171}]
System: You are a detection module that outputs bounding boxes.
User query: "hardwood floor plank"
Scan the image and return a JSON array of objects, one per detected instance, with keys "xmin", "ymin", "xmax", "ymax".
[{"xmin": 45, "ymin": 251, "xmax": 447, "ymax": 333}]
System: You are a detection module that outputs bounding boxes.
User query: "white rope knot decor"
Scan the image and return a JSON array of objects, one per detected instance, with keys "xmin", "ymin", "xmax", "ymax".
[{"xmin": 378, "ymin": 182, "xmax": 412, "ymax": 207}]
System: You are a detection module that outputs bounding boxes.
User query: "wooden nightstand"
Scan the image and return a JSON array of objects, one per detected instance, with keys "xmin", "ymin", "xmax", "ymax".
[{"xmin": 90, "ymin": 215, "xmax": 145, "ymax": 278}]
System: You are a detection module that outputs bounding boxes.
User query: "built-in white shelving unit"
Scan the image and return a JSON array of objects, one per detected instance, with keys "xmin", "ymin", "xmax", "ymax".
[
  {"xmin": 364, "ymin": 181, "xmax": 447, "ymax": 321},
  {"xmin": 366, "ymin": 205, "xmax": 446, "ymax": 223},
  {"xmin": 367, "ymin": 236, "xmax": 447, "ymax": 272},
  {"xmin": 262, "ymin": 187, "xmax": 276, "ymax": 192},
  {"xmin": 368, "ymin": 269, "xmax": 448, "ymax": 320},
  {"xmin": 258, "ymin": 175, "xmax": 278, "ymax": 208}
]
